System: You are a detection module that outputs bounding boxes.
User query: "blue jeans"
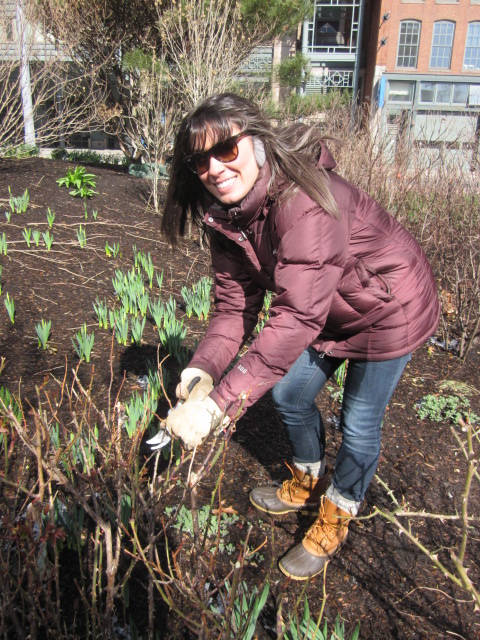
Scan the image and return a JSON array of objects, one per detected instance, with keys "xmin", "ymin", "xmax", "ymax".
[{"xmin": 271, "ymin": 348, "xmax": 411, "ymax": 504}]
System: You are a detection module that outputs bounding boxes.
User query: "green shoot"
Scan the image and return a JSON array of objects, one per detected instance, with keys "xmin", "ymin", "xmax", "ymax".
[
  {"xmin": 181, "ymin": 276, "xmax": 213, "ymax": 320},
  {"xmin": 4, "ymin": 293, "xmax": 15, "ymax": 323},
  {"xmin": 148, "ymin": 297, "xmax": 164, "ymax": 328},
  {"xmin": 72, "ymin": 323, "xmax": 94, "ymax": 362},
  {"xmin": 76, "ymin": 225, "xmax": 87, "ymax": 249},
  {"xmin": 42, "ymin": 230, "xmax": 53, "ymax": 250},
  {"xmin": 156, "ymin": 269, "xmax": 164, "ymax": 292},
  {"xmin": 131, "ymin": 316, "xmax": 146, "ymax": 346},
  {"xmin": 5, "ymin": 211, "xmax": 11, "ymax": 222},
  {"xmin": 93, "ymin": 298, "xmax": 109, "ymax": 329},
  {"xmin": 47, "ymin": 208, "xmax": 55, "ymax": 228},
  {"xmin": 0, "ymin": 233, "xmax": 7, "ymax": 255},
  {"xmin": 32, "ymin": 229, "xmax": 41, "ymax": 247},
  {"xmin": 36, "ymin": 319, "xmax": 52, "ymax": 349},
  {"xmin": 23, "ymin": 227, "xmax": 32, "ymax": 247},
  {"xmin": 8, "ymin": 186, "xmax": 29, "ymax": 213},
  {"xmin": 105, "ymin": 241, "xmax": 120, "ymax": 258}
]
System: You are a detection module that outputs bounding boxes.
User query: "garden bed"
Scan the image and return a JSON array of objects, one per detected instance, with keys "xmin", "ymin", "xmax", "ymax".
[{"xmin": 0, "ymin": 157, "xmax": 479, "ymax": 639}]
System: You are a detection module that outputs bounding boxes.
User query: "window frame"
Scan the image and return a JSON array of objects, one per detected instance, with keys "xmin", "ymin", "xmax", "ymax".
[
  {"xmin": 463, "ymin": 22, "xmax": 480, "ymax": 70},
  {"xmin": 430, "ymin": 20, "xmax": 455, "ymax": 69},
  {"xmin": 397, "ymin": 20, "xmax": 422, "ymax": 68}
]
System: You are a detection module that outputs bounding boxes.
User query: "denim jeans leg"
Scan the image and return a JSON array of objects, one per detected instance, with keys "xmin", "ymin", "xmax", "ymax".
[
  {"xmin": 332, "ymin": 354, "xmax": 412, "ymax": 504},
  {"xmin": 271, "ymin": 348, "xmax": 344, "ymax": 464}
]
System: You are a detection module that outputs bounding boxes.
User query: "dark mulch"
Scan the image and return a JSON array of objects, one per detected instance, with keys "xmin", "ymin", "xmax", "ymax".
[{"xmin": 0, "ymin": 157, "xmax": 479, "ymax": 639}]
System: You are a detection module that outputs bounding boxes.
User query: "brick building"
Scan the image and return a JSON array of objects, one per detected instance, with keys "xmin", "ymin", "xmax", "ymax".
[{"xmin": 360, "ymin": 0, "xmax": 480, "ymax": 148}]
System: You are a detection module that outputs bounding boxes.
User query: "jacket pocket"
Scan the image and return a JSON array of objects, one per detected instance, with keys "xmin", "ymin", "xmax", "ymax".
[{"xmin": 355, "ymin": 259, "xmax": 394, "ymax": 302}]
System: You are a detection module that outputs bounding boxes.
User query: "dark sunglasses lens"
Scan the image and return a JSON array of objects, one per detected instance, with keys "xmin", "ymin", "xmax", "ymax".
[
  {"xmin": 194, "ymin": 153, "xmax": 209, "ymax": 174},
  {"xmin": 188, "ymin": 134, "xmax": 242, "ymax": 173},
  {"xmin": 214, "ymin": 138, "xmax": 239, "ymax": 162}
]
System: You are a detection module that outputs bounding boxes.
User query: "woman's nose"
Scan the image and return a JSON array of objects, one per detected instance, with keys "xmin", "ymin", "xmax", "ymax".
[{"xmin": 207, "ymin": 156, "xmax": 225, "ymax": 176}]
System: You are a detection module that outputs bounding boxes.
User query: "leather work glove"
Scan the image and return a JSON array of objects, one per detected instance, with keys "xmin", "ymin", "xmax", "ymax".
[
  {"xmin": 165, "ymin": 396, "xmax": 227, "ymax": 450},
  {"xmin": 176, "ymin": 367, "xmax": 214, "ymax": 402}
]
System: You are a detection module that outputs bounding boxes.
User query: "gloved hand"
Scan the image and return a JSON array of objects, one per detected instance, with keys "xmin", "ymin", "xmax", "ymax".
[
  {"xmin": 165, "ymin": 396, "xmax": 227, "ymax": 450},
  {"xmin": 176, "ymin": 367, "xmax": 214, "ymax": 402}
]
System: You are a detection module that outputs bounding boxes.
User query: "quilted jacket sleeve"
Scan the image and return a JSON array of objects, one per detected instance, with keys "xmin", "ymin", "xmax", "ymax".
[
  {"xmin": 209, "ymin": 206, "xmax": 351, "ymax": 419},
  {"xmin": 188, "ymin": 244, "xmax": 266, "ymax": 384}
]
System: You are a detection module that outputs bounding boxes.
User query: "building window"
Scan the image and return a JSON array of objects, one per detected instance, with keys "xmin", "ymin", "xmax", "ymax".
[
  {"xmin": 419, "ymin": 81, "xmax": 474, "ymax": 106},
  {"xmin": 397, "ymin": 20, "xmax": 421, "ymax": 68},
  {"xmin": 430, "ymin": 21, "xmax": 455, "ymax": 68},
  {"xmin": 464, "ymin": 22, "xmax": 480, "ymax": 69},
  {"xmin": 387, "ymin": 80, "xmax": 415, "ymax": 102}
]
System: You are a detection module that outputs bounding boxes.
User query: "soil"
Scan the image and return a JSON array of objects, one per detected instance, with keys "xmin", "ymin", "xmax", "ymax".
[{"xmin": 0, "ymin": 157, "xmax": 479, "ymax": 640}]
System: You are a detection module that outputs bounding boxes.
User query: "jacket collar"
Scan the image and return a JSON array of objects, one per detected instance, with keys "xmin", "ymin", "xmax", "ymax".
[{"xmin": 205, "ymin": 162, "xmax": 272, "ymax": 229}]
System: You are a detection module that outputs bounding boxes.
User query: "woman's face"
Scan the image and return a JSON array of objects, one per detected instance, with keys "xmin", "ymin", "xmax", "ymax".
[{"xmin": 194, "ymin": 126, "xmax": 260, "ymax": 206}]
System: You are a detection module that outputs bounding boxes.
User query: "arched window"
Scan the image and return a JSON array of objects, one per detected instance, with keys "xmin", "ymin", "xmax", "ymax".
[
  {"xmin": 464, "ymin": 22, "xmax": 480, "ymax": 70},
  {"xmin": 397, "ymin": 20, "xmax": 421, "ymax": 69},
  {"xmin": 430, "ymin": 21, "xmax": 455, "ymax": 69}
]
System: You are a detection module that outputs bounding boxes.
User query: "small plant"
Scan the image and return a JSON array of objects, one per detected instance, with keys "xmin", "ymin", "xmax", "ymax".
[
  {"xmin": 93, "ymin": 298, "xmax": 109, "ymax": 329},
  {"xmin": 5, "ymin": 210, "xmax": 11, "ymax": 222},
  {"xmin": 22, "ymin": 227, "xmax": 32, "ymax": 247},
  {"xmin": 156, "ymin": 270, "xmax": 164, "ymax": 292},
  {"xmin": 416, "ymin": 393, "xmax": 478, "ymax": 424},
  {"xmin": 0, "ymin": 385, "xmax": 22, "ymax": 423},
  {"xmin": 8, "ymin": 186, "xmax": 30, "ymax": 213},
  {"xmin": 181, "ymin": 276, "xmax": 213, "ymax": 321},
  {"xmin": 47, "ymin": 207, "xmax": 55, "ymax": 228},
  {"xmin": 92, "ymin": 209, "xmax": 98, "ymax": 220},
  {"xmin": 76, "ymin": 225, "xmax": 87, "ymax": 249},
  {"xmin": 42, "ymin": 230, "xmax": 53, "ymax": 250},
  {"xmin": 0, "ymin": 232, "xmax": 7, "ymax": 255},
  {"xmin": 110, "ymin": 308, "xmax": 129, "ymax": 345},
  {"xmin": 165, "ymin": 504, "xmax": 239, "ymax": 553},
  {"xmin": 143, "ymin": 253, "xmax": 155, "ymax": 288},
  {"xmin": 158, "ymin": 296, "xmax": 187, "ymax": 362},
  {"xmin": 4, "ymin": 292, "xmax": 15, "ymax": 323},
  {"xmin": 283, "ymin": 601, "xmax": 360, "ymax": 640},
  {"xmin": 211, "ymin": 576, "xmax": 269, "ymax": 640},
  {"xmin": 131, "ymin": 315, "xmax": 146, "ymax": 346},
  {"xmin": 105, "ymin": 241, "xmax": 120, "ymax": 258},
  {"xmin": 124, "ymin": 391, "xmax": 157, "ymax": 437},
  {"xmin": 149, "ymin": 297, "xmax": 164, "ymax": 328},
  {"xmin": 32, "ymin": 229, "xmax": 41, "ymax": 247},
  {"xmin": 35, "ymin": 319, "xmax": 52, "ymax": 349},
  {"xmin": 72, "ymin": 323, "xmax": 94, "ymax": 362},
  {"xmin": 57, "ymin": 166, "xmax": 98, "ymax": 198}
]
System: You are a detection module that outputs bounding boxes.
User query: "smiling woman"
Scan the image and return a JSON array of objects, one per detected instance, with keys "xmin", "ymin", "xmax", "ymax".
[
  {"xmin": 192, "ymin": 128, "xmax": 259, "ymax": 205},
  {"xmin": 160, "ymin": 92, "xmax": 440, "ymax": 581}
]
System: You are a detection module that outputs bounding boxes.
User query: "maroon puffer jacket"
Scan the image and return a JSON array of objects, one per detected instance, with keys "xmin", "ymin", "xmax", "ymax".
[{"xmin": 189, "ymin": 147, "xmax": 440, "ymax": 419}]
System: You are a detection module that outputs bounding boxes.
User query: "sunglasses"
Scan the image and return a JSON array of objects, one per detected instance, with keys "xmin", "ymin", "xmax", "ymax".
[{"xmin": 185, "ymin": 131, "xmax": 248, "ymax": 175}]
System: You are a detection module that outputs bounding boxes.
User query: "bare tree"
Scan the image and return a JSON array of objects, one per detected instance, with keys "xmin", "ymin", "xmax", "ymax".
[{"xmin": 158, "ymin": 0, "xmax": 265, "ymax": 110}]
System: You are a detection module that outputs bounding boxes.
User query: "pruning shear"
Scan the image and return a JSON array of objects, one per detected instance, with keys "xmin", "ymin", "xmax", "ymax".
[{"xmin": 146, "ymin": 376, "xmax": 201, "ymax": 451}]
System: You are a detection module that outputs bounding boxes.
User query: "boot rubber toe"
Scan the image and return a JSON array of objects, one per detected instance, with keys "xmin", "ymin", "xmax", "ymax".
[{"xmin": 278, "ymin": 542, "xmax": 328, "ymax": 580}]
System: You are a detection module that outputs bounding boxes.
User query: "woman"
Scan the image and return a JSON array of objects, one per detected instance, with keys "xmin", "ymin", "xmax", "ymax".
[{"xmin": 162, "ymin": 93, "xmax": 440, "ymax": 580}]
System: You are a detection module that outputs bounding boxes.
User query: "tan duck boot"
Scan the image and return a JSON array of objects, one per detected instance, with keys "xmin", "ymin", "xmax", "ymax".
[
  {"xmin": 249, "ymin": 463, "xmax": 330, "ymax": 515},
  {"xmin": 278, "ymin": 496, "xmax": 352, "ymax": 580}
]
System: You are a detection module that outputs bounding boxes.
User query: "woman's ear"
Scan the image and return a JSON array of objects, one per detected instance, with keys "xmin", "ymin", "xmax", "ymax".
[{"xmin": 252, "ymin": 136, "xmax": 266, "ymax": 168}]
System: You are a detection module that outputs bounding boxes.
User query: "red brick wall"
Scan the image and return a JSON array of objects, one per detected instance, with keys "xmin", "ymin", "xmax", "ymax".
[{"xmin": 373, "ymin": 0, "xmax": 480, "ymax": 75}]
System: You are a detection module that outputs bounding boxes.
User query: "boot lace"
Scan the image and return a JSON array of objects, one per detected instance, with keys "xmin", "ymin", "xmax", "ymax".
[{"xmin": 279, "ymin": 462, "xmax": 303, "ymax": 501}]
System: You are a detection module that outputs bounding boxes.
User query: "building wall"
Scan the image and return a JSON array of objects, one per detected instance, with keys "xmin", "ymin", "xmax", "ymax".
[{"xmin": 375, "ymin": 0, "xmax": 480, "ymax": 76}]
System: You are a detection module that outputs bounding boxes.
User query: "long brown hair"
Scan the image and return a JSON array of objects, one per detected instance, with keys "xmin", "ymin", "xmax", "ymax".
[{"xmin": 162, "ymin": 93, "xmax": 339, "ymax": 245}]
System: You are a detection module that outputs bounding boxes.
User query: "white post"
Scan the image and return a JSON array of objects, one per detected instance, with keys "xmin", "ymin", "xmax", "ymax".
[{"xmin": 15, "ymin": 1, "xmax": 35, "ymax": 145}]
